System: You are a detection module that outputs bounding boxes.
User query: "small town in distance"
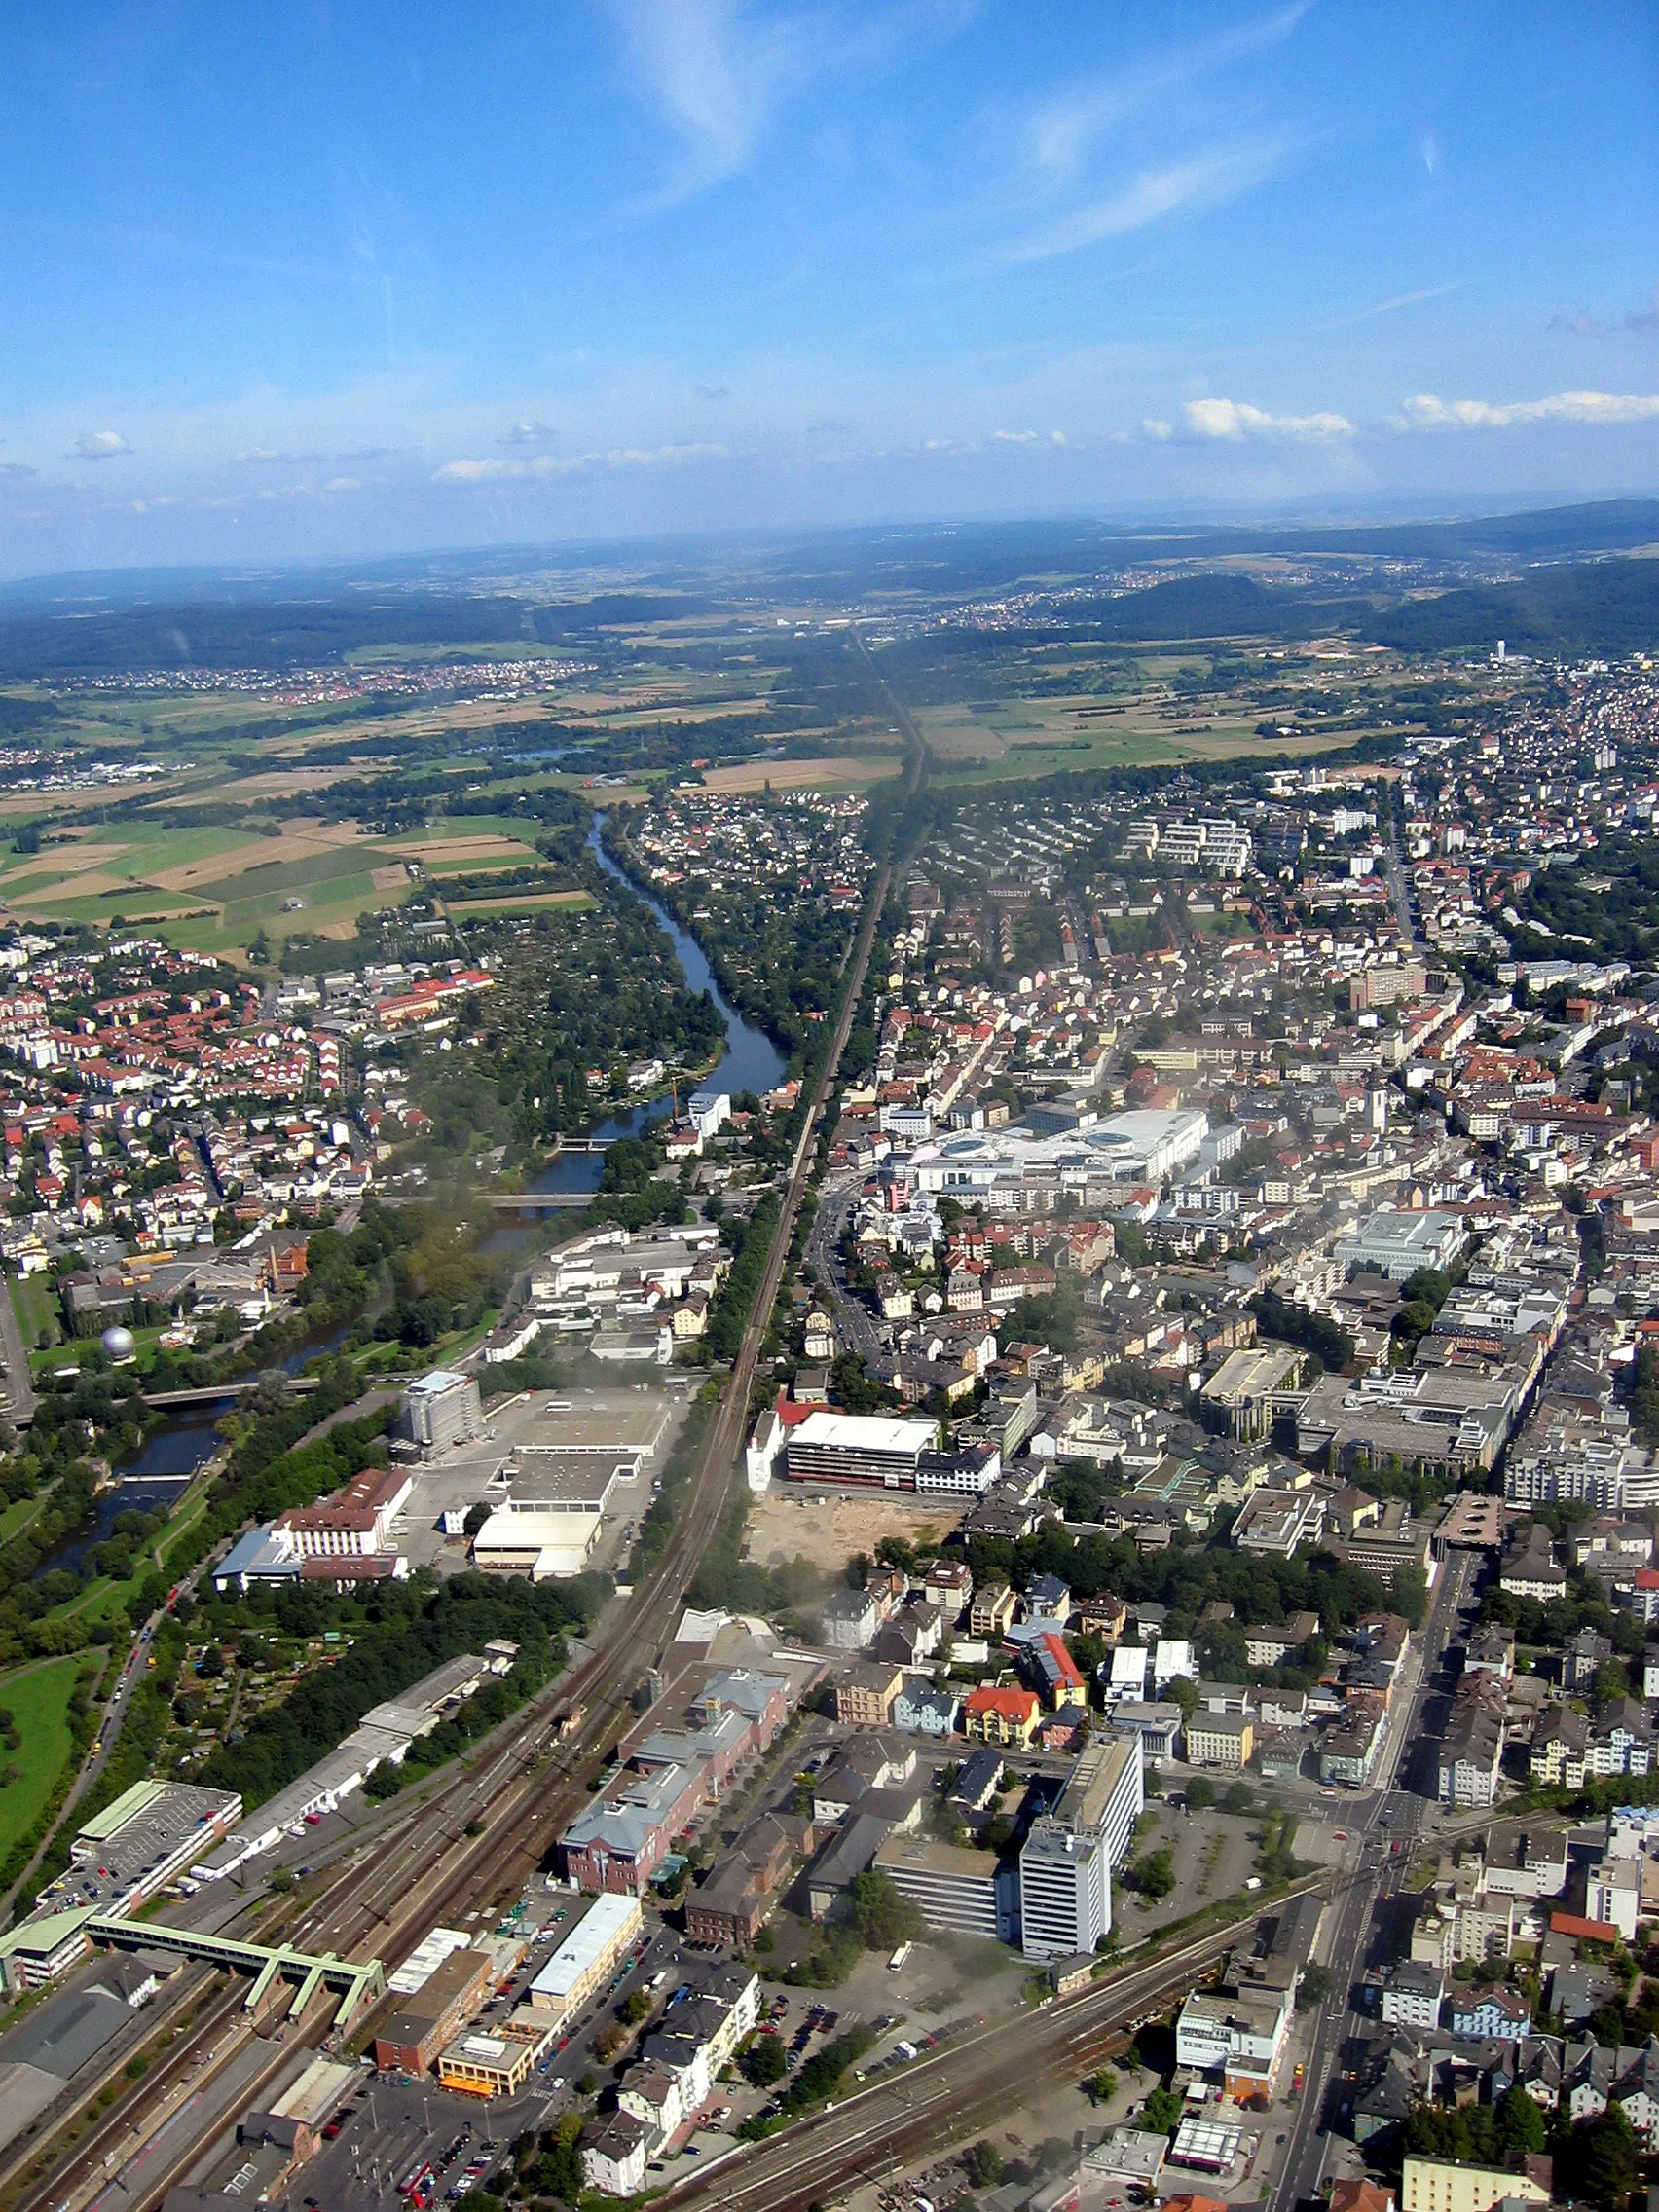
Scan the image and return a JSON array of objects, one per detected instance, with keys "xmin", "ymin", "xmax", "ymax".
[{"xmin": 0, "ymin": 556, "xmax": 1657, "ymax": 2212}]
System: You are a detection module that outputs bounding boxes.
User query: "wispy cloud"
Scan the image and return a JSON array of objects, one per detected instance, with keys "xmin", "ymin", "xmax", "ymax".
[
  {"xmin": 72, "ymin": 429, "xmax": 130, "ymax": 460},
  {"xmin": 501, "ymin": 421, "xmax": 557, "ymax": 447},
  {"xmin": 615, "ymin": 0, "xmax": 798, "ymax": 203},
  {"xmin": 1326, "ymin": 281, "xmax": 1463, "ymax": 328},
  {"xmin": 999, "ymin": 136, "xmax": 1297, "ymax": 265},
  {"xmin": 612, "ymin": 0, "xmax": 975, "ymax": 206},
  {"xmin": 1400, "ymin": 388, "xmax": 1659, "ymax": 429},
  {"xmin": 1026, "ymin": 2, "xmax": 1312, "ymax": 185},
  {"xmin": 991, "ymin": 427, "xmax": 1065, "ymax": 445},
  {"xmin": 1181, "ymin": 397, "xmax": 1352, "ymax": 440}
]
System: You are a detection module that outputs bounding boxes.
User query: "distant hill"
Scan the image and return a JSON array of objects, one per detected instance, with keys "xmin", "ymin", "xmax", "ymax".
[{"xmin": 1365, "ymin": 556, "xmax": 1659, "ymax": 655}]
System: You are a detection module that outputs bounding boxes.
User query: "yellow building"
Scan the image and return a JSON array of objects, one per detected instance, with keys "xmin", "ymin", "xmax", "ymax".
[
  {"xmin": 1401, "ymin": 2159, "xmax": 1550, "ymax": 2212},
  {"xmin": 1184, "ymin": 1713, "xmax": 1254, "ymax": 1770},
  {"xmin": 969, "ymin": 1583, "xmax": 1017, "ymax": 1639},
  {"xmin": 438, "ymin": 2016, "xmax": 558, "ymax": 2098},
  {"xmin": 835, "ymin": 1662, "xmax": 903, "ymax": 1729},
  {"xmin": 964, "ymin": 1687, "xmax": 1041, "ymax": 1747}
]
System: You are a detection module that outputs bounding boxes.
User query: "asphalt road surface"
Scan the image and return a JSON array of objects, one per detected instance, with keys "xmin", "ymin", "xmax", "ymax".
[{"xmin": 1271, "ymin": 1548, "xmax": 1473, "ymax": 2212}]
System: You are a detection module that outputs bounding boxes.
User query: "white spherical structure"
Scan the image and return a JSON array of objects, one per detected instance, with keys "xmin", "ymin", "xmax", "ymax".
[{"xmin": 100, "ymin": 1325, "xmax": 136, "ymax": 1362}]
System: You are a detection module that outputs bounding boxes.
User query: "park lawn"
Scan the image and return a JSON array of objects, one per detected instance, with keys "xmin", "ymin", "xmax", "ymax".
[
  {"xmin": 928, "ymin": 719, "xmax": 1369, "ymax": 784},
  {"xmin": 0, "ymin": 1657, "xmax": 87, "ymax": 1866},
  {"xmin": 11, "ymin": 1273, "xmax": 58, "ymax": 1351},
  {"xmin": 30, "ymin": 1320, "xmax": 178, "ymax": 1379},
  {"xmin": 0, "ymin": 1491, "xmax": 47, "ymax": 1544}
]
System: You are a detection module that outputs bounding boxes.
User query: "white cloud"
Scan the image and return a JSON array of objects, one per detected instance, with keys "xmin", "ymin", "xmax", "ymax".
[
  {"xmin": 73, "ymin": 429, "xmax": 131, "ymax": 460},
  {"xmin": 1182, "ymin": 397, "xmax": 1353, "ymax": 440},
  {"xmin": 435, "ymin": 441, "xmax": 726, "ymax": 484},
  {"xmin": 1400, "ymin": 388, "xmax": 1659, "ymax": 430},
  {"xmin": 1001, "ymin": 136, "xmax": 1295, "ymax": 265},
  {"xmin": 501, "ymin": 421, "xmax": 557, "ymax": 447},
  {"xmin": 1141, "ymin": 418, "xmax": 1173, "ymax": 441},
  {"xmin": 437, "ymin": 456, "xmax": 537, "ymax": 482},
  {"xmin": 321, "ymin": 477, "xmax": 361, "ymax": 494}
]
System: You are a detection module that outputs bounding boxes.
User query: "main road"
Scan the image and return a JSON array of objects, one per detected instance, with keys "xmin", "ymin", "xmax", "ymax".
[{"xmin": 1271, "ymin": 1545, "xmax": 1471, "ymax": 2212}]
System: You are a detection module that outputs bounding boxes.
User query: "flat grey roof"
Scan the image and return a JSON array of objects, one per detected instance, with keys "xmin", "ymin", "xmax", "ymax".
[{"xmin": 5, "ymin": 1986, "xmax": 133, "ymax": 2080}]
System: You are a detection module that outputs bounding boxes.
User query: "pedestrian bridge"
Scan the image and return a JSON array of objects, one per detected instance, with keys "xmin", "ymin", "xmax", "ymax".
[{"xmin": 86, "ymin": 1913, "xmax": 385, "ymax": 2029}]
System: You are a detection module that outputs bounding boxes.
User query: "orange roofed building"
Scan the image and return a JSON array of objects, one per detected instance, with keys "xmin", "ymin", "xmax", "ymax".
[
  {"xmin": 963, "ymin": 1686, "xmax": 1041, "ymax": 1748},
  {"xmin": 1330, "ymin": 2184, "xmax": 1396, "ymax": 2212}
]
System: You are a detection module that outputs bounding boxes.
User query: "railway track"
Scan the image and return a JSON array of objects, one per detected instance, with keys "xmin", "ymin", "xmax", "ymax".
[{"xmin": 23, "ymin": 713, "xmax": 919, "ymax": 2212}]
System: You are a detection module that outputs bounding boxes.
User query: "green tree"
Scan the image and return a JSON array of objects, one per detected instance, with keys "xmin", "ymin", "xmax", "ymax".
[
  {"xmin": 1185, "ymin": 1778, "xmax": 1216, "ymax": 1811},
  {"xmin": 1392, "ymin": 1565, "xmax": 1428, "ymax": 1630},
  {"xmin": 1495, "ymin": 2086, "xmax": 1546, "ymax": 2157},
  {"xmin": 742, "ymin": 2033, "xmax": 789, "ymax": 2087},
  {"xmin": 966, "ymin": 2143, "xmax": 1005, "ymax": 2188},
  {"xmin": 1561, "ymin": 2103, "xmax": 1638, "ymax": 2212},
  {"xmin": 1399, "ymin": 1268, "xmax": 1451, "ymax": 1313},
  {"xmin": 1128, "ymin": 1846, "xmax": 1175, "ymax": 1900},
  {"xmin": 1142, "ymin": 2088, "xmax": 1185, "ymax": 2135},
  {"xmin": 1296, "ymin": 1964, "xmax": 1333, "ymax": 2013},
  {"xmin": 845, "ymin": 1869, "xmax": 924, "ymax": 1951},
  {"xmin": 1089, "ymin": 2068, "xmax": 1120, "ymax": 2105}
]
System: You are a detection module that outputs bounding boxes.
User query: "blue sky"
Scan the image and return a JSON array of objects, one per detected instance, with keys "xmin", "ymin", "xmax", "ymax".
[{"xmin": 0, "ymin": 0, "xmax": 1655, "ymax": 575}]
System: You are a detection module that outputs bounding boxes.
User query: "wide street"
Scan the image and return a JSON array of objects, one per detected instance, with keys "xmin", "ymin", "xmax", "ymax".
[
  {"xmin": 1271, "ymin": 1545, "xmax": 1474, "ymax": 2212},
  {"xmin": 806, "ymin": 1177, "xmax": 885, "ymax": 1365}
]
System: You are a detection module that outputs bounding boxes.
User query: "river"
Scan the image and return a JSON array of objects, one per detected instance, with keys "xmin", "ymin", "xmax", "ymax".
[
  {"xmin": 27, "ymin": 1316, "xmax": 357, "ymax": 1585},
  {"xmin": 31, "ymin": 820, "xmax": 785, "ymax": 1577},
  {"xmin": 528, "ymin": 814, "xmax": 787, "ymax": 1198},
  {"xmin": 28, "ymin": 1405, "xmax": 227, "ymax": 1580}
]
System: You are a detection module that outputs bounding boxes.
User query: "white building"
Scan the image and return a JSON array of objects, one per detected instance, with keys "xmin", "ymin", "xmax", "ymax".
[
  {"xmin": 1019, "ymin": 1735, "xmax": 1143, "ymax": 1960},
  {"xmin": 1587, "ymin": 1857, "xmax": 1641, "ymax": 1942},
  {"xmin": 1382, "ymin": 1961, "xmax": 1446, "ymax": 2029},
  {"xmin": 686, "ymin": 1089, "xmax": 731, "ymax": 1140},
  {"xmin": 1175, "ymin": 1985, "xmax": 1294, "ymax": 2098},
  {"xmin": 909, "ymin": 1108, "xmax": 1209, "ymax": 1200},
  {"xmin": 746, "ymin": 1406, "xmax": 786, "ymax": 1493},
  {"xmin": 403, "ymin": 1369, "xmax": 483, "ymax": 1456},
  {"xmin": 1333, "ymin": 1208, "xmax": 1468, "ymax": 1284}
]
